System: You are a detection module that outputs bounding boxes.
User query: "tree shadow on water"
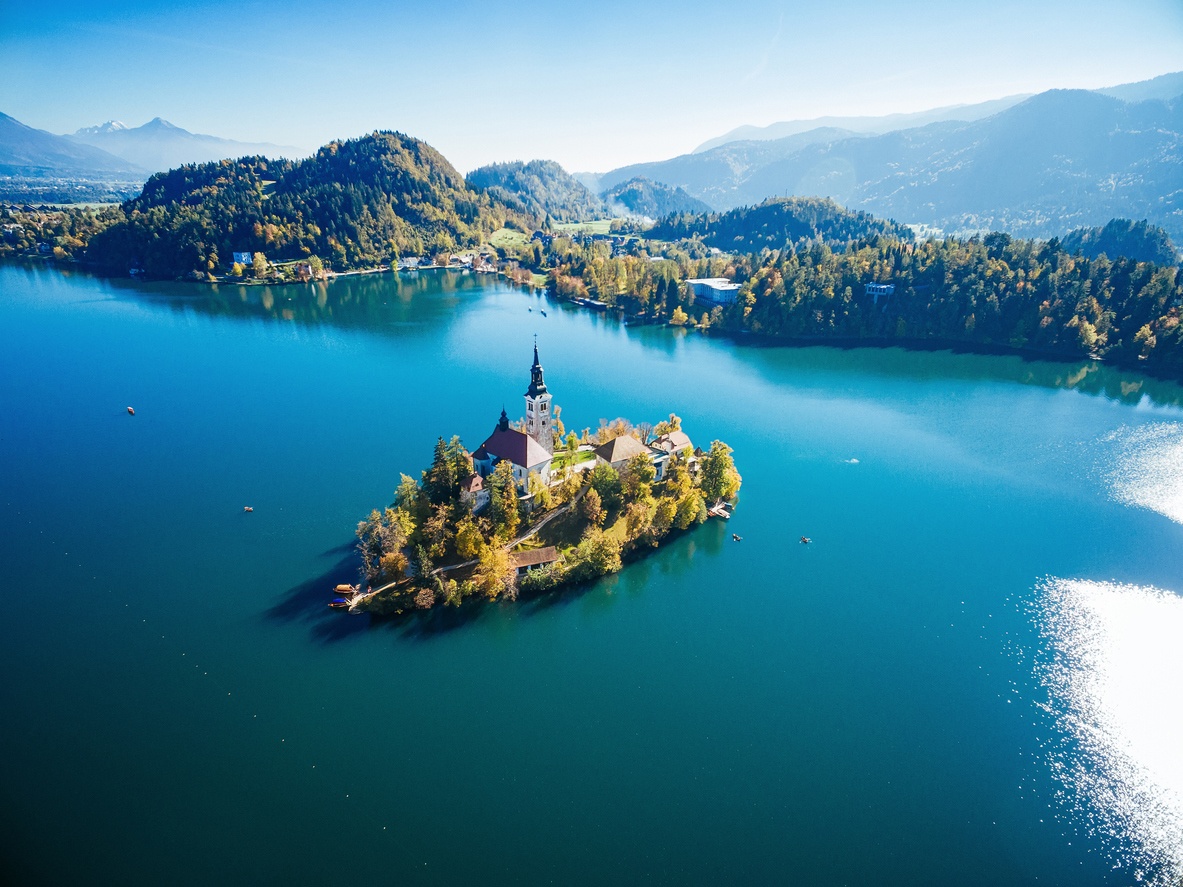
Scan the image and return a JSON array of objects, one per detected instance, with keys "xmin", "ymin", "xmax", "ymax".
[
  {"xmin": 266, "ymin": 521, "xmax": 731, "ymax": 645},
  {"xmin": 262, "ymin": 545, "xmax": 373, "ymax": 644}
]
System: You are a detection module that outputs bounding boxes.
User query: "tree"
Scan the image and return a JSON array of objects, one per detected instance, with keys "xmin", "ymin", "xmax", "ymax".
[
  {"xmin": 566, "ymin": 527, "xmax": 622, "ymax": 582},
  {"xmin": 454, "ymin": 516, "xmax": 485, "ymax": 560},
  {"xmin": 671, "ymin": 305, "xmax": 689, "ymax": 325},
  {"xmin": 674, "ymin": 489, "xmax": 707, "ymax": 530},
  {"xmin": 624, "ymin": 500, "xmax": 654, "ymax": 543},
  {"xmin": 620, "ymin": 452, "xmax": 655, "ymax": 503},
  {"xmin": 230, "ymin": 261, "xmax": 245, "ymax": 277},
  {"xmin": 252, "ymin": 252, "xmax": 269, "ymax": 278},
  {"xmin": 527, "ymin": 472, "xmax": 552, "ymax": 510},
  {"xmin": 423, "ymin": 437, "xmax": 457, "ymax": 505},
  {"xmin": 486, "ymin": 460, "xmax": 520, "ymax": 540},
  {"xmin": 699, "ymin": 440, "xmax": 742, "ymax": 503},
  {"xmin": 580, "ymin": 486, "xmax": 605, "ymax": 526},
  {"xmin": 474, "ymin": 545, "xmax": 515, "ymax": 599},
  {"xmin": 588, "ymin": 463, "xmax": 622, "ymax": 511}
]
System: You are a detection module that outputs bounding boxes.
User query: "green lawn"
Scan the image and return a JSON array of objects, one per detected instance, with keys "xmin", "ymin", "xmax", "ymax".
[
  {"xmin": 551, "ymin": 219, "xmax": 614, "ymax": 236},
  {"xmin": 550, "ymin": 450, "xmax": 595, "ymax": 471},
  {"xmin": 488, "ymin": 227, "xmax": 530, "ymax": 250}
]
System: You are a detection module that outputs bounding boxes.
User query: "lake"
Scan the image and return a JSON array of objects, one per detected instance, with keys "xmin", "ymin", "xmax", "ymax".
[{"xmin": 1, "ymin": 264, "xmax": 1181, "ymax": 885}]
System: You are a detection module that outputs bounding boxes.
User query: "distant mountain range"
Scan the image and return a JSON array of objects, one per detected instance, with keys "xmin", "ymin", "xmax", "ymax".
[
  {"xmin": 691, "ymin": 95, "xmax": 1030, "ymax": 154},
  {"xmin": 69, "ymin": 118, "xmax": 297, "ymax": 173},
  {"xmin": 0, "ymin": 112, "xmax": 298, "ymax": 204},
  {"xmin": 591, "ymin": 76, "xmax": 1183, "ymax": 242},
  {"xmin": 0, "ymin": 112, "xmax": 145, "ymax": 179}
]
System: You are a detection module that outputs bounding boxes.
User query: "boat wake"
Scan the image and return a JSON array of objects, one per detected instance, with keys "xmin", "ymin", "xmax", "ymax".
[
  {"xmin": 1033, "ymin": 577, "xmax": 1183, "ymax": 885},
  {"xmin": 1102, "ymin": 422, "xmax": 1183, "ymax": 525}
]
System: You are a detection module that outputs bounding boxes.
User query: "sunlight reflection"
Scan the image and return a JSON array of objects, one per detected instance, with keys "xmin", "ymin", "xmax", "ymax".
[
  {"xmin": 1104, "ymin": 423, "xmax": 1183, "ymax": 524},
  {"xmin": 1035, "ymin": 578, "xmax": 1183, "ymax": 885}
]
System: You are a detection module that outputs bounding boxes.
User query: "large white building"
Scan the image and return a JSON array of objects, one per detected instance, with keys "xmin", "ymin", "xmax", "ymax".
[{"xmin": 686, "ymin": 277, "xmax": 741, "ymax": 306}]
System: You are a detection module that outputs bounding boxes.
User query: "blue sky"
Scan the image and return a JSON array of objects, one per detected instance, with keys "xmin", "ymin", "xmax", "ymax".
[{"xmin": 3, "ymin": 0, "xmax": 1182, "ymax": 172}]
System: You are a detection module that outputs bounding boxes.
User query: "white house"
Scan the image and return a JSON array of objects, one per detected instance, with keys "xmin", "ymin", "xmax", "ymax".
[
  {"xmin": 686, "ymin": 277, "xmax": 741, "ymax": 306},
  {"xmin": 232, "ymin": 251, "xmax": 253, "ymax": 266}
]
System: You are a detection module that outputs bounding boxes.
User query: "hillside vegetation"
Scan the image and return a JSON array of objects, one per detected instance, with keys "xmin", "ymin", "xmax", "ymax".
[
  {"xmin": 648, "ymin": 197, "xmax": 912, "ymax": 252},
  {"xmin": 1060, "ymin": 219, "xmax": 1178, "ymax": 266},
  {"xmin": 85, "ymin": 132, "xmax": 525, "ymax": 277},
  {"xmin": 601, "ymin": 177, "xmax": 710, "ymax": 218},
  {"xmin": 467, "ymin": 159, "xmax": 604, "ymax": 223}
]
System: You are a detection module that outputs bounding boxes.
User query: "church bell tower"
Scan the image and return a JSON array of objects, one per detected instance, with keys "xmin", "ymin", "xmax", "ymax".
[{"xmin": 524, "ymin": 339, "xmax": 554, "ymax": 454}]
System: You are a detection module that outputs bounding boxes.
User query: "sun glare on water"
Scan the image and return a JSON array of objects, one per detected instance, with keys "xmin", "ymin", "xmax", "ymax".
[
  {"xmin": 1034, "ymin": 578, "xmax": 1183, "ymax": 884},
  {"xmin": 1104, "ymin": 423, "xmax": 1183, "ymax": 525}
]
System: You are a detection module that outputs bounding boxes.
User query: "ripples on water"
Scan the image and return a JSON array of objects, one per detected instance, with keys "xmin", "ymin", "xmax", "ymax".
[
  {"xmin": 1034, "ymin": 578, "xmax": 1183, "ymax": 885},
  {"xmin": 1103, "ymin": 423, "xmax": 1183, "ymax": 525}
]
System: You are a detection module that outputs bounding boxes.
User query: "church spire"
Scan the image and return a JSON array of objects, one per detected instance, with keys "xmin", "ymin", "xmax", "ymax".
[{"xmin": 527, "ymin": 337, "xmax": 547, "ymax": 397}]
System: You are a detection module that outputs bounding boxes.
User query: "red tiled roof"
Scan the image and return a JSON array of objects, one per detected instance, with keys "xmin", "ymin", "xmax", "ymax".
[
  {"xmin": 479, "ymin": 428, "xmax": 552, "ymax": 469},
  {"xmin": 460, "ymin": 473, "xmax": 484, "ymax": 492}
]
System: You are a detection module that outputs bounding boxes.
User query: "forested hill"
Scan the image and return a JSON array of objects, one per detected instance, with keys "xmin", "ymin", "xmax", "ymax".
[
  {"xmin": 466, "ymin": 160, "xmax": 604, "ymax": 223},
  {"xmin": 1060, "ymin": 219, "xmax": 1178, "ymax": 266},
  {"xmin": 649, "ymin": 197, "xmax": 912, "ymax": 252},
  {"xmin": 601, "ymin": 177, "xmax": 710, "ymax": 219},
  {"xmin": 86, "ymin": 132, "xmax": 526, "ymax": 278}
]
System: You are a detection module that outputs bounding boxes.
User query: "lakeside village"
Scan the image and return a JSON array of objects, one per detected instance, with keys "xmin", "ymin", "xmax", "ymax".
[{"xmin": 336, "ymin": 343, "xmax": 742, "ymax": 616}]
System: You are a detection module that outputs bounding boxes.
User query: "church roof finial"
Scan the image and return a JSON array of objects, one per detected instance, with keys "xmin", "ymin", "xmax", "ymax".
[
  {"xmin": 497, "ymin": 406, "xmax": 509, "ymax": 432},
  {"xmin": 533, "ymin": 334, "xmax": 540, "ymax": 368}
]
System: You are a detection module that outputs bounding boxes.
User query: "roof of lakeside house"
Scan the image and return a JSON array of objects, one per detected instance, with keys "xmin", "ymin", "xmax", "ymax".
[
  {"xmin": 509, "ymin": 546, "xmax": 560, "ymax": 569},
  {"xmin": 475, "ymin": 427, "xmax": 552, "ymax": 470},
  {"xmin": 593, "ymin": 434, "xmax": 653, "ymax": 465},
  {"xmin": 654, "ymin": 430, "xmax": 693, "ymax": 454}
]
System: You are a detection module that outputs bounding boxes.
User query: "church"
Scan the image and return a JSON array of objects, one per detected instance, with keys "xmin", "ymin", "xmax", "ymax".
[{"xmin": 468, "ymin": 343, "xmax": 556, "ymax": 499}]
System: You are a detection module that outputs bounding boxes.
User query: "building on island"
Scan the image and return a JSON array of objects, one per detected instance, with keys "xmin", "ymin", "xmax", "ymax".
[
  {"xmin": 524, "ymin": 342, "xmax": 554, "ymax": 454},
  {"xmin": 459, "ymin": 472, "xmax": 490, "ymax": 511},
  {"xmin": 509, "ymin": 546, "xmax": 560, "ymax": 576},
  {"xmin": 468, "ymin": 344, "xmax": 556, "ymax": 501},
  {"xmin": 686, "ymin": 277, "xmax": 741, "ymax": 307}
]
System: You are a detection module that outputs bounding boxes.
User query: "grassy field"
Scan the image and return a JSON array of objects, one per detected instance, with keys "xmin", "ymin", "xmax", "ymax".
[
  {"xmin": 488, "ymin": 227, "xmax": 531, "ymax": 250},
  {"xmin": 551, "ymin": 219, "xmax": 614, "ymax": 235}
]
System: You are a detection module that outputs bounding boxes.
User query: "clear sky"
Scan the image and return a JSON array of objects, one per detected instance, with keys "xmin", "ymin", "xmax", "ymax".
[{"xmin": 3, "ymin": 0, "xmax": 1182, "ymax": 173}]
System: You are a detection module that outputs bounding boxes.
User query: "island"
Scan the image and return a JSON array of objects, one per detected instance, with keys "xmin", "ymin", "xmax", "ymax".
[{"xmin": 340, "ymin": 343, "xmax": 741, "ymax": 615}]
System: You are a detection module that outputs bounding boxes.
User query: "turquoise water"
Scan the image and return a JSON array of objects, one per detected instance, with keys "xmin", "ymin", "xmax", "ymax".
[{"xmin": 2, "ymin": 264, "xmax": 1182, "ymax": 885}]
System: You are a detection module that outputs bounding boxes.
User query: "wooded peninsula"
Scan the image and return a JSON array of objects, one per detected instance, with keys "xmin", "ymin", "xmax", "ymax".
[{"xmin": 3, "ymin": 130, "xmax": 1182, "ymax": 384}]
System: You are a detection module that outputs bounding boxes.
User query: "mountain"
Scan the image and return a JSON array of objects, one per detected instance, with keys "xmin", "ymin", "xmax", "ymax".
[
  {"xmin": 600, "ymin": 177, "xmax": 710, "ymax": 219},
  {"xmin": 69, "ymin": 118, "xmax": 297, "ymax": 173},
  {"xmin": 595, "ymin": 127, "xmax": 862, "ymax": 208},
  {"xmin": 466, "ymin": 159, "xmax": 604, "ymax": 222},
  {"xmin": 595, "ymin": 90, "xmax": 1183, "ymax": 243},
  {"xmin": 85, "ymin": 131, "xmax": 524, "ymax": 278},
  {"xmin": 692, "ymin": 95, "xmax": 1030, "ymax": 154},
  {"xmin": 648, "ymin": 196, "xmax": 912, "ymax": 252},
  {"xmin": 0, "ymin": 111, "xmax": 146, "ymax": 178},
  {"xmin": 1061, "ymin": 218, "xmax": 1179, "ymax": 265},
  {"xmin": 1096, "ymin": 70, "xmax": 1183, "ymax": 104}
]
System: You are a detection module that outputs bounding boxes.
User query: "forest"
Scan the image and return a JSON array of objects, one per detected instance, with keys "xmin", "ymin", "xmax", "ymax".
[
  {"xmin": 75, "ymin": 132, "xmax": 531, "ymax": 278},
  {"xmin": 466, "ymin": 159, "xmax": 605, "ymax": 223}
]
